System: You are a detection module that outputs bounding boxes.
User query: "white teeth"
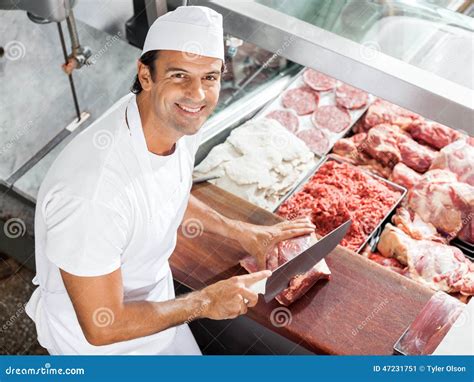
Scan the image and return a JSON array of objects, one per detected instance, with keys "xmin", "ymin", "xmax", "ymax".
[{"xmin": 178, "ymin": 104, "xmax": 201, "ymax": 113}]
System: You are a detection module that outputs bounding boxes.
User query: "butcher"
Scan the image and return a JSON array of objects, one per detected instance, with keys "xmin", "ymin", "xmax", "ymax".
[{"xmin": 25, "ymin": 6, "xmax": 315, "ymax": 355}]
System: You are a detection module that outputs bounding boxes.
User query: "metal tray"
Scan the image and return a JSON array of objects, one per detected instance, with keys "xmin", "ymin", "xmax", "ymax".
[
  {"xmin": 253, "ymin": 68, "xmax": 375, "ymax": 157},
  {"xmin": 273, "ymin": 154, "xmax": 407, "ymax": 253}
]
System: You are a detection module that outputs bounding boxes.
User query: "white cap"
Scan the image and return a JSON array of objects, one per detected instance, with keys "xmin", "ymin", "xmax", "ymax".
[{"xmin": 142, "ymin": 6, "xmax": 224, "ymax": 61}]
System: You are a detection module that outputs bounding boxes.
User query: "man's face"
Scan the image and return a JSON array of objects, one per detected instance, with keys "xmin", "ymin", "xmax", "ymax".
[{"xmin": 141, "ymin": 50, "xmax": 222, "ymax": 136}]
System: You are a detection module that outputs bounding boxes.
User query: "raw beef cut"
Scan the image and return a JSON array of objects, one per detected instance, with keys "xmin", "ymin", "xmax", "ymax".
[
  {"xmin": 265, "ymin": 110, "xmax": 299, "ymax": 133},
  {"xmin": 364, "ymin": 98, "xmax": 423, "ymax": 130},
  {"xmin": 407, "ymin": 170, "xmax": 474, "ymax": 244},
  {"xmin": 391, "ymin": 207, "xmax": 446, "ymax": 243},
  {"xmin": 240, "ymin": 234, "xmax": 331, "ymax": 306},
  {"xmin": 335, "ymin": 83, "xmax": 369, "ymax": 110},
  {"xmin": 311, "ymin": 105, "xmax": 351, "ymax": 133},
  {"xmin": 332, "ymin": 133, "xmax": 392, "ymax": 178},
  {"xmin": 409, "ymin": 121, "xmax": 461, "ymax": 150},
  {"xmin": 377, "ymin": 224, "xmax": 474, "ymax": 296},
  {"xmin": 397, "ymin": 135, "xmax": 436, "ymax": 173},
  {"xmin": 296, "ymin": 128, "xmax": 329, "ymax": 155},
  {"xmin": 430, "ymin": 139, "xmax": 474, "ymax": 186},
  {"xmin": 390, "ymin": 163, "xmax": 422, "ymax": 189},
  {"xmin": 277, "ymin": 160, "xmax": 402, "ymax": 251},
  {"xmin": 302, "ymin": 69, "xmax": 337, "ymax": 91},
  {"xmin": 363, "ymin": 124, "xmax": 435, "ymax": 172},
  {"xmin": 363, "ymin": 124, "xmax": 402, "ymax": 167},
  {"xmin": 282, "ymin": 87, "xmax": 319, "ymax": 115}
]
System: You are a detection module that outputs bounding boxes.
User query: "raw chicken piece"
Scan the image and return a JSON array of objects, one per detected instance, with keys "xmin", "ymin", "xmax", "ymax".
[
  {"xmin": 390, "ymin": 163, "xmax": 422, "ymax": 189},
  {"xmin": 377, "ymin": 224, "xmax": 474, "ymax": 295},
  {"xmin": 430, "ymin": 139, "xmax": 474, "ymax": 186},
  {"xmin": 364, "ymin": 99, "xmax": 423, "ymax": 130},
  {"xmin": 240, "ymin": 234, "xmax": 331, "ymax": 306},
  {"xmin": 409, "ymin": 121, "xmax": 461, "ymax": 150},
  {"xmin": 407, "ymin": 170, "xmax": 474, "ymax": 243},
  {"xmin": 391, "ymin": 207, "xmax": 446, "ymax": 243},
  {"xmin": 194, "ymin": 119, "xmax": 316, "ymax": 210}
]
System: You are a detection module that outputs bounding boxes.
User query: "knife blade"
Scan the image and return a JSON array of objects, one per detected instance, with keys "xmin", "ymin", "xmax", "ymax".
[{"xmin": 248, "ymin": 219, "xmax": 351, "ymax": 303}]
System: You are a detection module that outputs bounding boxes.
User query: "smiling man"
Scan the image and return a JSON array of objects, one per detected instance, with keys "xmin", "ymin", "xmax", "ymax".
[{"xmin": 25, "ymin": 6, "xmax": 315, "ymax": 355}]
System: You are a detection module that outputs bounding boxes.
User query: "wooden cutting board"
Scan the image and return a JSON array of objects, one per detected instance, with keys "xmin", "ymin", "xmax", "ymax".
[{"xmin": 170, "ymin": 183, "xmax": 434, "ymax": 355}]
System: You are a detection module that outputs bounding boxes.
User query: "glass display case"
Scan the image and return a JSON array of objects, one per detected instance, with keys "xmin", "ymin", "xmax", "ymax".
[{"xmin": 191, "ymin": 0, "xmax": 473, "ymax": 133}]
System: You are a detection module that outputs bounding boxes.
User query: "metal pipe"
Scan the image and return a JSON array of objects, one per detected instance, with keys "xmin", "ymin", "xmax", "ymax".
[{"xmin": 57, "ymin": 22, "xmax": 81, "ymax": 122}]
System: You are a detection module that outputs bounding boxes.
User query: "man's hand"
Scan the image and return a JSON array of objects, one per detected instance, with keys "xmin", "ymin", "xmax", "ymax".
[
  {"xmin": 199, "ymin": 270, "xmax": 271, "ymax": 320},
  {"xmin": 231, "ymin": 217, "xmax": 316, "ymax": 270}
]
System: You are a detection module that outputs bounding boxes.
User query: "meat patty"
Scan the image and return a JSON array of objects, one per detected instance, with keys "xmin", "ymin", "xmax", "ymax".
[
  {"xmin": 265, "ymin": 110, "xmax": 299, "ymax": 133},
  {"xmin": 303, "ymin": 69, "xmax": 337, "ymax": 91},
  {"xmin": 296, "ymin": 128, "xmax": 329, "ymax": 155},
  {"xmin": 282, "ymin": 87, "xmax": 319, "ymax": 115},
  {"xmin": 335, "ymin": 83, "xmax": 369, "ymax": 110},
  {"xmin": 311, "ymin": 105, "xmax": 351, "ymax": 133}
]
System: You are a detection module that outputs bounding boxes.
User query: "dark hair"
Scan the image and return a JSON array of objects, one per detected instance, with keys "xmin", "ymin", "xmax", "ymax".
[{"xmin": 131, "ymin": 50, "xmax": 160, "ymax": 94}]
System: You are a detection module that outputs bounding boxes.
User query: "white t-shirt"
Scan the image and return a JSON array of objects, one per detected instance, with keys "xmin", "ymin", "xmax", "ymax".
[{"xmin": 25, "ymin": 93, "xmax": 202, "ymax": 354}]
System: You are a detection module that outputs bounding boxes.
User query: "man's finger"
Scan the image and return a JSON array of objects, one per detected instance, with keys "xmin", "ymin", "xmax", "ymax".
[
  {"xmin": 238, "ymin": 270, "xmax": 271, "ymax": 287},
  {"xmin": 240, "ymin": 288, "xmax": 258, "ymax": 307},
  {"xmin": 277, "ymin": 227, "xmax": 315, "ymax": 242},
  {"xmin": 280, "ymin": 222, "xmax": 315, "ymax": 231}
]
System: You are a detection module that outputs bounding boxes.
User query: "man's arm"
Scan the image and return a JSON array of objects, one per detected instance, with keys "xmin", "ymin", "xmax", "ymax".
[
  {"xmin": 183, "ymin": 195, "xmax": 316, "ymax": 269},
  {"xmin": 61, "ymin": 267, "xmax": 270, "ymax": 346}
]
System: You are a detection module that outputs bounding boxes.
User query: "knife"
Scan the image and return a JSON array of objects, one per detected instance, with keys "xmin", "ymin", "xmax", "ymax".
[{"xmin": 248, "ymin": 219, "xmax": 351, "ymax": 303}]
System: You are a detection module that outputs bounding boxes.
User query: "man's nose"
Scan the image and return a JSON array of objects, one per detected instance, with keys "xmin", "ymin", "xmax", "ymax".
[{"xmin": 185, "ymin": 78, "xmax": 205, "ymax": 103}]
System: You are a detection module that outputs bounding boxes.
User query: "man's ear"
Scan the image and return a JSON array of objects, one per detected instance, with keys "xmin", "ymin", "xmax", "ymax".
[{"xmin": 137, "ymin": 61, "xmax": 153, "ymax": 92}]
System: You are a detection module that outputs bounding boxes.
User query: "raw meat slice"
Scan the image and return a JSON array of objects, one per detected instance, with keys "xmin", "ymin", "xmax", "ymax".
[
  {"xmin": 407, "ymin": 170, "xmax": 474, "ymax": 243},
  {"xmin": 239, "ymin": 234, "xmax": 331, "ymax": 306},
  {"xmin": 390, "ymin": 163, "xmax": 422, "ymax": 189},
  {"xmin": 397, "ymin": 135, "xmax": 436, "ymax": 173},
  {"xmin": 391, "ymin": 207, "xmax": 446, "ymax": 243},
  {"xmin": 311, "ymin": 105, "xmax": 351, "ymax": 133},
  {"xmin": 296, "ymin": 128, "xmax": 329, "ymax": 155},
  {"xmin": 362, "ymin": 123, "xmax": 435, "ymax": 172},
  {"xmin": 193, "ymin": 142, "xmax": 240, "ymax": 174},
  {"xmin": 409, "ymin": 121, "xmax": 461, "ymax": 150},
  {"xmin": 277, "ymin": 160, "xmax": 402, "ymax": 251},
  {"xmin": 302, "ymin": 69, "xmax": 337, "ymax": 91},
  {"xmin": 265, "ymin": 110, "xmax": 299, "ymax": 133},
  {"xmin": 364, "ymin": 98, "xmax": 423, "ymax": 130},
  {"xmin": 282, "ymin": 87, "xmax": 319, "ymax": 115},
  {"xmin": 367, "ymin": 251, "xmax": 406, "ymax": 274},
  {"xmin": 430, "ymin": 139, "xmax": 474, "ymax": 186},
  {"xmin": 363, "ymin": 124, "xmax": 402, "ymax": 167},
  {"xmin": 335, "ymin": 83, "xmax": 369, "ymax": 110},
  {"xmin": 377, "ymin": 224, "xmax": 474, "ymax": 296}
]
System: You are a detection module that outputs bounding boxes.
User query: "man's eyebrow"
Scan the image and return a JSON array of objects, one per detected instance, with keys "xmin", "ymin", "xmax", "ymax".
[
  {"xmin": 165, "ymin": 67, "xmax": 221, "ymax": 75},
  {"xmin": 165, "ymin": 67, "xmax": 189, "ymax": 73}
]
